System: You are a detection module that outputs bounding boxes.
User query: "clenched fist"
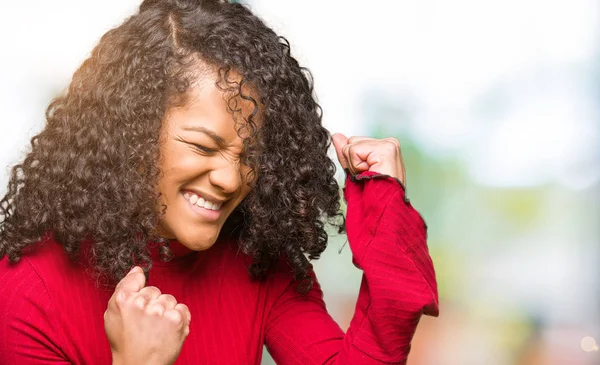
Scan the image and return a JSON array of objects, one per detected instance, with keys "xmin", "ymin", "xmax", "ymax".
[
  {"xmin": 104, "ymin": 267, "xmax": 191, "ymax": 365},
  {"xmin": 332, "ymin": 133, "xmax": 406, "ymax": 186}
]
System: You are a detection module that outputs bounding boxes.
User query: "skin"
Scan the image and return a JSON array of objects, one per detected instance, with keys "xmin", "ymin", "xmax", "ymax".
[
  {"xmin": 155, "ymin": 70, "xmax": 256, "ymax": 251},
  {"xmin": 105, "ymin": 71, "xmax": 407, "ymax": 365},
  {"xmin": 105, "ymin": 267, "xmax": 191, "ymax": 365},
  {"xmin": 331, "ymin": 133, "xmax": 406, "ymax": 187},
  {"xmin": 106, "ymin": 70, "xmax": 257, "ymax": 364}
]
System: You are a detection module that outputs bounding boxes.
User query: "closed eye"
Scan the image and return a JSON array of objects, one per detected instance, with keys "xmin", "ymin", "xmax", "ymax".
[{"xmin": 191, "ymin": 143, "xmax": 218, "ymax": 154}]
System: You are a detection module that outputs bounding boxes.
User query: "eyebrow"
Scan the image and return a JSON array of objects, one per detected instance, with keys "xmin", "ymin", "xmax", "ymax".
[{"xmin": 182, "ymin": 125, "xmax": 227, "ymax": 147}]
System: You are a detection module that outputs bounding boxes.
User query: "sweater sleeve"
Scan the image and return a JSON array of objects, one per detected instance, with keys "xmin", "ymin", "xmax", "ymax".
[
  {"xmin": 0, "ymin": 259, "xmax": 70, "ymax": 365},
  {"xmin": 264, "ymin": 171, "xmax": 439, "ymax": 364}
]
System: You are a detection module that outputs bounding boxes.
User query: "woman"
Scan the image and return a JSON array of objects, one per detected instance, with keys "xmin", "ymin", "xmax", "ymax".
[{"xmin": 0, "ymin": 0, "xmax": 438, "ymax": 364}]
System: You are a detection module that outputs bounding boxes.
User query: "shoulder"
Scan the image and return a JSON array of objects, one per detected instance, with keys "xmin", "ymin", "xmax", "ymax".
[
  {"xmin": 0, "ymin": 239, "xmax": 67, "ymax": 362},
  {"xmin": 0, "ymin": 249, "xmax": 49, "ymax": 309},
  {"xmin": 0, "ymin": 236, "xmax": 76, "ymax": 286},
  {"xmin": 0, "ymin": 236, "xmax": 61, "ymax": 283},
  {"xmin": 0, "ymin": 236, "xmax": 112, "ymax": 362},
  {"xmin": 0, "ymin": 236, "xmax": 73, "ymax": 311},
  {"xmin": 0, "ymin": 235, "xmax": 106, "ymax": 311}
]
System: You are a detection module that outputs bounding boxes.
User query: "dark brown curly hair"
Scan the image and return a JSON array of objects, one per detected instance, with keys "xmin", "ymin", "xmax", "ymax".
[{"xmin": 0, "ymin": 0, "xmax": 344, "ymax": 292}]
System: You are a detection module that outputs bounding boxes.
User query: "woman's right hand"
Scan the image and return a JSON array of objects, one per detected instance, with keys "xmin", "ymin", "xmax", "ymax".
[{"xmin": 104, "ymin": 266, "xmax": 191, "ymax": 365}]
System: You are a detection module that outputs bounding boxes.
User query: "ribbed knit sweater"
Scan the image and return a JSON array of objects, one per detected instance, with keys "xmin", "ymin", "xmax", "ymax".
[{"xmin": 0, "ymin": 171, "xmax": 438, "ymax": 364}]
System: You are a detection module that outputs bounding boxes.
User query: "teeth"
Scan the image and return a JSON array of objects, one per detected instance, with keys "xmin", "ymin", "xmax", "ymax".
[{"xmin": 184, "ymin": 192, "xmax": 223, "ymax": 211}]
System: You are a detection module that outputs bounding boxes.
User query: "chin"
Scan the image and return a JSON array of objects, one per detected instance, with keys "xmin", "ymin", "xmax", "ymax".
[{"xmin": 176, "ymin": 228, "xmax": 220, "ymax": 251}]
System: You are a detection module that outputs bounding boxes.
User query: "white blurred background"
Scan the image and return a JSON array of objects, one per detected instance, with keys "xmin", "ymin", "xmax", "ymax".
[{"xmin": 1, "ymin": 1, "xmax": 598, "ymax": 364}]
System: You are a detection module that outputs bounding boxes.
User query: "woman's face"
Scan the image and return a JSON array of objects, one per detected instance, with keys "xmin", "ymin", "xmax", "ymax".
[{"xmin": 156, "ymin": 72, "xmax": 255, "ymax": 251}]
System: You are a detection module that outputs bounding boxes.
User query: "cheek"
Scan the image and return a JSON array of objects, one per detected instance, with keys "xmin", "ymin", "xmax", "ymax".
[{"xmin": 160, "ymin": 147, "xmax": 207, "ymax": 183}]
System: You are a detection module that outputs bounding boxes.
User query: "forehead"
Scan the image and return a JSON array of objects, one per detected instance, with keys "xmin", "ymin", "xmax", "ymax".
[
  {"xmin": 165, "ymin": 69, "xmax": 261, "ymax": 140},
  {"xmin": 165, "ymin": 72, "xmax": 260, "ymax": 141}
]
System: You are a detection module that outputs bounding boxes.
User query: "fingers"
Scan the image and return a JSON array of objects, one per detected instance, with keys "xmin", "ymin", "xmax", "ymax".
[
  {"xmin": 332, "ymin": 134, "xmax": 406, "ymax": 183},
  {"xmin": 331, "ymin": 133, "xmax": 349, "ymax": 169},
  {"xmin": 333, "ymin": 134, "xmax": 376, "ymax": 174},
  {"xmin": 115, "ymin": 266, "xmax": 146, "ymax": 295},
  {"xmin": 104, "ymin": 272, "xmax": 191, "ymax": 362},
  {"xmin": 174, "ymin": 303, "xmax": 191, "ymax": 328},
  {"xmin": 342, "ymin": 139, "xmax": 382, "ymax": 175},
  {"xmin": 342, "ymin": 143, "xmax": 371, "ymax": 175},
  {"xmin": 153, "ymin": 303, "xmax": 191, "ymax": 334},
  {"xmin": 347, "ymin": 136, "xmax": 373, "ymax": 144},
  {"xmin": 133, "ymin": 286, "xmax": 162, "ymax": 308},
  {"xmin": 145, "ymin": 293, "xmax": 177, "ymax": 316},
  {"xmin": 112, "ymin": 287, "xmax": 187, "ymax": 320},
  {"xmin": 142, "ymin": 299, "xmax": 190, "ymax": 338},
  {"xmin": 174, "ymin": 303, "xmax": 191, "ymax": 336},
  {"xmin": 153, "ymin": 294, "xmax": 178, "ymax": 310}
]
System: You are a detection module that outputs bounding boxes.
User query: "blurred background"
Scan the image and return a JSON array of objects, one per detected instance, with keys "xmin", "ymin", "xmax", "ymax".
[{"xmin": 0, "ymin": 1, "xmax": 598, "ymax": 364}]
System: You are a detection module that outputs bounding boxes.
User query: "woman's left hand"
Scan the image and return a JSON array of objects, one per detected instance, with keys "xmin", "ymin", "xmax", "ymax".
[{"xmin": 332, "ymin": 133, "xmax": 406, "ymax": 186}]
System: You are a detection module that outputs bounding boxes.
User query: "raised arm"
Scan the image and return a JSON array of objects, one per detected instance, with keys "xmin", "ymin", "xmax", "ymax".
[{"xmin": 265, "ymin": 134, "xmax": 438, "ymax": 364}]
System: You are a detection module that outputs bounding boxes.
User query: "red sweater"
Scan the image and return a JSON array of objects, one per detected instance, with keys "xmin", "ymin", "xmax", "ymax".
[{"xmin": 0, "ymin": 171, "xmax": 438, "ymax": 364}]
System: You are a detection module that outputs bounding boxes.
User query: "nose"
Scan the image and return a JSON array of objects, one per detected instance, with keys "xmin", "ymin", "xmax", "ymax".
[{"xmin": 208, "ymin": 156, "xmax": 244, "ymax": 195}]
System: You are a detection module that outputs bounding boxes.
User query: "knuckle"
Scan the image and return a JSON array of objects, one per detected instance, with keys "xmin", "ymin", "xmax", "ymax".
[
  {"xmin": 384, "ymin": 137, "xmax": 400, "ymax": 147},
  {"xmin": 114, "ymin": 290, "xmax": 127, "ymax": 306},
  {"xmin": 176, "ymin": 303, "xmax": 191, "ymax": 320},
  {"xmin": 348, "ymin": 136, "xmax": 369, "ymax": 144},
  {"xmin": 345, "ymin": 144, "xmax": 355, "ymax": 156},
  {"xmin": 143, "ymin": 286, "xmax": 162, "ymax": 296},
  {"xmin": 126, "ymin": 271, "xmax": 142, "ymax": 281},
  {"xmin": 383, "ymin": 139, "xmax": 400, "ymax": 154},
  {"xmin": 160, "ymin": 294, "xmax": 177, "ymax": 303},
  {"xmin": 147, "ymin": 285, "xmax": 161, "ymax": 293},
  {"xmin": 118, "ymin": 272, "xmax": 142, "ymax": 288},
  {"xmin": 134, "ymin": 295, "xmax": 147, "ymax": 308},
  {"xmin": 132, "ymin": 271, "xmax": 145, "ymax": 280},
  {"xmin": 176, "ymin": 302, "xmax": 189, "ymax": 311},
  {"xmin": 166, "ymin": 309, "xmax": 183, "ymax": 324},
  {"xmin": 146, "ymin": 302, "xmax": 164, "ymax": 315}
]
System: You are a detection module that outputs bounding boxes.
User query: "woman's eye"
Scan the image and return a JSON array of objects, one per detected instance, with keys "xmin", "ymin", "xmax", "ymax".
[{"xmin": 192, "ymin": 144, "xmax": 217, "ymax": 154}]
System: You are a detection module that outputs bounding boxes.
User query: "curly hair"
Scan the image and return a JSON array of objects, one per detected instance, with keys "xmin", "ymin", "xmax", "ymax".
[{"xmin": 0, "ymin": 0, "xmax": 344, "ymax": 292}]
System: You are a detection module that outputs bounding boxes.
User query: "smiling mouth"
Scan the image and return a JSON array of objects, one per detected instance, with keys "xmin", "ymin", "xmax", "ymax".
[
  {"xmin": 183, "ymin": 191, "xmax": 224, "ymax": 211},
  {"xmin": 180, "ymin": 190, "xmax": 227, "ymax": 222}
]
